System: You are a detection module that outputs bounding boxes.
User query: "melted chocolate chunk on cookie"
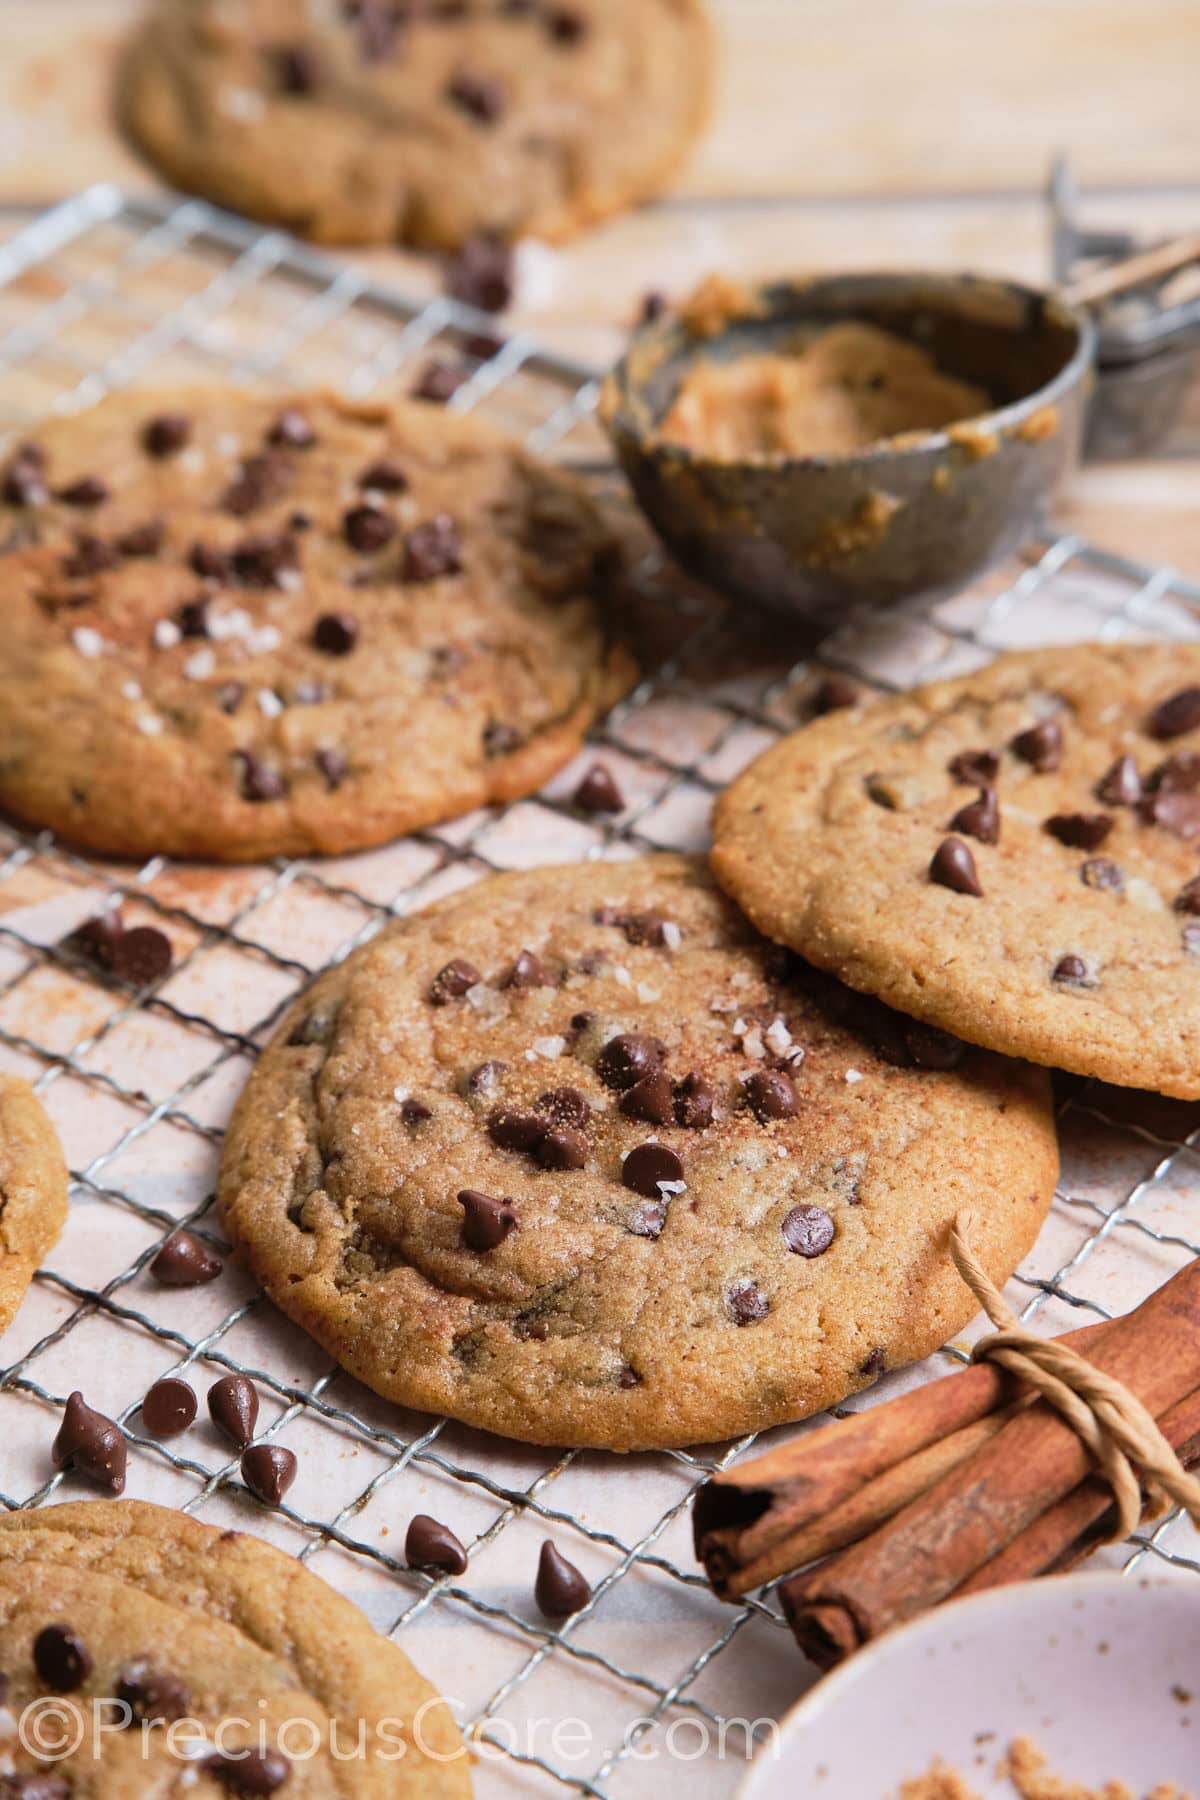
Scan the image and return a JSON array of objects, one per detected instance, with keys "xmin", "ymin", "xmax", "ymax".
[
  {"xmin": 597, "ymin": 1033, "xmax": 667, "ymax": 1091},
  {"xmin": 674, "ymin": 1071, "xmax": 715, "ymax": 1129},
  {"xmin": 1096, "ymin": 754, "xmax": 1143, "ymax": 807},
  {"xmin": 52, "ymin": 1392, "xmax": 126, "ymax": 1494},
  {"xmin": 404, "ymin": 514, "xmax": 463, "ymax": 581},
  {"xmin": 744, "ymin": 1069, "xmax": 798, "ymax": 1122},
  {"xmin": 574, "ymin": 762, "xmax": 624, "ymax": 813},
  {"xmin": 950, "ymin": 785, "xmax": 1000, "ymax": 845},
  {"xmin": 142, "ymin": 412, "xmax": 190, "ymax": 458},
  {"xmin": 313, "ymin": 611, "xmax": 359, "ymax": 655},
  {"xmin": 429, "ymin": 958, "xmax": 481, "ymax": 1004},
  {"xmin": 236, "ymin": 752, "xmax": 287, "ymax": 803},
  {"xmin": 448, "ymin": 67, "xmax": 507, "ymax": 123},
  {"xmin": 727, "ymin": 1278, "xmax": 769, "ymax": 1325},
  {"xmin": 781, "ymin": 1204, "xmax": 835, "ymax": 1257},
  {"xmin": 1052, "ymin": 954, "xmax": 1090, "ymax": 986},
  {"xmin": 116, "ymin": 1660, "xmax": 192, "ymax": 1725},
  {"xmin": 34, "ymin": 1624, "xmax": 93, "ymax": 1692},
  {"xmin": 503, "ymin": 949, "xmax": 553, "ymax": 989},
  {"xmin": 1080, "ymin": 856, "xmax": 1124, "ymax": 892},
  {"xmin": 205, "ymin": 1746, "xmax": 291, "ymax": 1794},
  {"xmin": 620, "ymin": 1067, "xmax": 674, "ymax": 1124},
  {"xmin": 622, "ymin": 1142, "xmax": 683, "ymax": 1198},
  {"xmin": 399, "ymin": 1097, "xmax": 433, "ymax": 1127},
  {"xmin": 930, "ymin": 836, "xmax": 982, "ymax": 896},
  {"xmin": 413, "ymin": 358, "xmax": 471, "ymax": 404},
  {"xmin": 445, "ymin": 231, "xmax": 515, "ymax": 313},
  {"xmin": 459, "ymin": 1188, "xmax": 518, "ymax": 1251},
  {"xmin": 1148, "ymin": 686, "xmax": 1200, "ymax": 741},
  {"xmin": 1011, "ymin": 718, "xmax": 1063, "ymax": 772},
  {"xmin": 860, "ymin": 1346, "xmax": 887, "ymax": 1378},
  {"xmin": 1044, "ymin": 812, "xmax": 1114, "ymax": 851},
  {"xmin": 58, "ymin": 474, "xmax": 109, "ymax": 509},
  {"xmin": 406, "ymin": 1513, "xmax": 468, "ymax": 1576}
]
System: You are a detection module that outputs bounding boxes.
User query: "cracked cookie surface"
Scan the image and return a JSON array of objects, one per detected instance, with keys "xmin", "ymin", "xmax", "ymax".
[
  {"xmin": 712, "ymin": 643, "xmax": 1200, "ymax": 1098},
  {"xmin": 0, "ymin": 387, "xmax": 633, "ymax": 861},
  {"xmin": 121, "ymin": 0, "xmax": 714, "ymax": 248},
  {"xmin": 0, "ymin": 1499, "xmax": 470, "ymax": 1796},
  {"xmin": 0, "ymin": 1074, "xmax": 67, "ymax": 1340},
  {"xmin": 217, "ymin": 855, "xmax": 1057, "ymax": 1450}
]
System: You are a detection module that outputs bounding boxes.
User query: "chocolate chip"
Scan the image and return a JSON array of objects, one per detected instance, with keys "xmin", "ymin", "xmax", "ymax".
[
  {"xmin": 142, "ymin": 413, "xmax": 190, "ymax": 458},
  {"xmin": 458, "ymin": 1189, "xmax": 518, "ymax": 1251},
  {"xmin": 1081, "ymin": 856, "xmax": 1124, "ymax": 892},
  {"xmin": 62, "ymin": 532, "xmax": 120, "ymax": 578},
  {"xmin": 406, "ymin": 1514, "xmax": 468, "ymax": 1576},
  {"xmin": 811, "ymin": 673, "xmax": 860, "ymax": 715},
  {"xmin": 618, "ymin": 1365, "xmax": 642, "ymax": 1388},
  {"xmin": 503, "ymin": 949, "xmax": 552, "ymax": 989},
  {"xmin": 1052, "ymin": 954, "xmax": 1089, "ymax": 985},
  {"xmin": 948, "ymin": 749, "xmax": 1000, "ymax": 785},
  {"xmin": 150, "ymin": 1229, "xmax": 222, "ymax": 1287},
  {"xmin": 448, "ymin": 67, "xmax": 506, "ymax": 123},
  {"xmin": 429, "ymin": 958, "xmax": 481, "ymax": 1004},
  {"xmin": 597, "ymin": 1033, "xmax": 667, "ymax": 1091},
  {"xmin": 1044, "ymin": 812, "xmax": 1114, "ymax": 850},
  {"xmin": 903, "ymin": 1022, "xmax": 966, "ymax": 1070},
  {"xmin": 1011, "ymin": 719, "xmax": 1063, "ymax": 772},
  {"xmin": 726, "ymin": 1279, "xmax": 769, "ymax": 1325},
  {"xmin": 622, "ymin": 1142, "xmax": 684, "ymax": 1198},
  {"xmin": 535, "ymin": 1541, "xmax": 591, "ymax": 1618},
  {"xmin": 609, "ymin": 909, "xmax": 673, "ymax": 948},
  {"xmin": 1096, "ymin": 754, "xmax": 1143, "ymax": 807},
  {"xmin": 1149, "ymin": 687, "xmax": 1200, "ymax": 740},
  {"xmin": 1149, "ymin": 750, "xmax": 1200, "ymax": 793},
  {"xmin": 52, "ymin": 1392, "xmax": 126, "ymax": 1494},
  {"xmin": 232, "ymin": 530, "xmax": 299, "ymax": 588},
  {"xmin": 468, "ymin": 1060, "xmax": 508, "ymax": 1096},
  {"xmin": 930, "ymin": 836, "xmax": 983, "ymax": 896},
  {"xmin": 483, "ymin": 720, "xmax": 520, "ymax": 758},
  {"xmin": 400, "ymin": 1098, "xmax": 432, "ymax": 1125},
  {"xmin": 674, "ymin": 1072, "xmax": 715, "ymax": 1130},
  {"xmin": 359, "ymin": 457, "xmax": 408, "ymax": 493},
  {"xmin": 116, "ymin": 1660, "xmax": 191, "ymax": 1724},
  {"xmin": 110, "ymin": 925, "xmax": 173, "ymax": 986},
  {"xmin": 745, "ymin": 1069, "xmax": 798, "ymax": 1122},
  {"xmin": 404, "ymin": 514, "xmax": 463, "ymax": 581},
  {"xmin": 445, "ymin": 232, "xmax": 515, "ymax": 313},
  {"xmin": 313, "ymin": 611, "xmax": 359, "ymax": 655},
  {"xmin": 218, "ymin": 681, "xmax": 245, "ymax": 715},
  {"xmin": 413, "ymin": 358, "xmax": 470, "ymax": 404},
  {"xmin": 268, "ymin": 409, "xmax": 317, "ymax": 449},
  {"xmin": 574, "ymin": 762, "xmax": 624, "ymax": 813},
  {"xmin": 545, "ymin": 7, "xmax": 587, "ymax": 45},
  {"xmin": 3, "ymin": 448, "xmax": 49, "ymax": 507},
  {"xmin": 241, "ymin": 1444, "xmax": 297, "ymax": 1506},
  {"xmin": 58, "ymin": 475, "xmax": 109, "ymax": 508},
  {"xmin": 236, "ymin": 753, "xmax": 287, "ymax": 804},
  {"xmin": 782, "ymin": 1205, "xmax": 836, "ymax": 1257},
  {"xmin": 204, "ymin": 1747, "xmax": 291, "ymax": 1794},
  {"xmin": 488, "ymin": 1109, "xmax": 548, "ymax": 1153},
  {"xmin": 950, "ymin": 785, "xmax": 1000, "ymax": 845},
  {"xmin": 208, "ymin": 1373, "xmax": 259, "ymax": 1447},
  {"xmin": 141, "ymin": 1376, "xmax": 197, "ymax": 1438},
  {"xmin": 537, "ymin": 1086, "xmax": 590, "ymax": 1127},
  {"xmin": 537, "ymin": 1127, "xmax": 587, "ymax": 1171},
  {"xmin": 628, "ymin": 1201, "xmax": 667, "ymax": 1239},
  {"xmin": 64, "ymin": 907, "xmax": 125, "ymax": 970},
  {"xmin": 343, "ymin": 502, "xmax": 396, "ymax": 553},
  {"xmin": 34, "ymin": 1625, "xmax": 92, "ymax": 1692},
  {"xmin": 273, "ymin": 43, "xmax": 322, "ymax": 94},
  {"xmin": 223, "ymin": 452, "xmax": 295, "ymax": 518},
  {"xmin": 620, "ymin": 1068, "xmax": 674, "ymax": 1125},
  {"xmin": 1176, "ymin": 878, "xmax": 1200, "ymax": 914},
  {"xmin": 315, "ymin": 747, "xmax": 348, "ymax": 791},
  {"xmin": 860, "ymin": 1347, "xmax": 887, "ymax": 1378},
  {"xmin": 190, "ymin": 541, "xmax": 233, "ymax": 582}
]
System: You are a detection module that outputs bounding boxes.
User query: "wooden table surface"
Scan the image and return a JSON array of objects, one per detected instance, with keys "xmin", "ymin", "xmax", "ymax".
[{"xmin": 1, "ymin": 0, "xmax": 1199, "ymax": 574}]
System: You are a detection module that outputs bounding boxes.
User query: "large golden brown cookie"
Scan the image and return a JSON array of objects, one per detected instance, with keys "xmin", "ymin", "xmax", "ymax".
[
  {"xmin": 217, "ymin": 856, "xmax": 1058, "ymax": 1450},
  {"xmin": 121, "ymin": 0, "xmax": 715, "ymax": 248},
  {"xmin": 0, "ymin": 1075, "xmax": 67, "ymax": 1340},
  {"xmin": 0, "ymin": 388, "xmax": 633, "ymax": 861},
  {"xmin": 713, "ymin": 643, "xmax": 1200, "ymax": 1098},
  {"xmin": 0, "ymin": 1499, "xmax": 470, "ymax": 1795}
]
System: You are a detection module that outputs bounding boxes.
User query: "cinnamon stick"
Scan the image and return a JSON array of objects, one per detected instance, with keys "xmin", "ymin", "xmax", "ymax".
[
  {"xmin": 694, "ymin": 1320, "xmax": 1109, "ymax": 1598},
  {"xmin": 780, "ymin": 1258, "xmax": 1200, "ymax": 1667}
]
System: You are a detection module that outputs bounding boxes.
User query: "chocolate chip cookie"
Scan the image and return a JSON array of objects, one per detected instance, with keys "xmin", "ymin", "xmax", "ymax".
[
  {"xmin": 712, "ymin": 643, "xmax": 1200, "ymax": 1099},
  {"xmin": 0, "ymin": 1499, "xmax": 470, "ymax": 1795},
  {"xmin": 121, "ymin": 0, "xmax": 714, "ymax": 249},
  {"xmin": 0, "ymin": 1075, "xmax": 68, "ymax": 1340},
  {"xmin": 217, "ymin": 855, "xmax": 1057, "ymax": 1450},
  {"xmin": 0, "ymin": 388, "xmax": 633, "ymax": 861}
]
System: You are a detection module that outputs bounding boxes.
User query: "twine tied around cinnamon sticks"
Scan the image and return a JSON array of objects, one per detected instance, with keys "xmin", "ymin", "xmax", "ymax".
[{"xmin": 950, "ymin": 1209, "xmax": 1200, "ymax": 1543}]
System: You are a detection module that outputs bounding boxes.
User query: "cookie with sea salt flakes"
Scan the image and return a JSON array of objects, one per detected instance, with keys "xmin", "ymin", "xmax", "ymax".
[
  {"xmin": 0, "ymin": 1499, "xmax": 471, "ymax": 1796},
  {"xmin": 0, "ymin": 387, "xmax": 634, "ymax": 860},
  {"xmin": 0, "ymin": 1074, "xmax": 68, "ymax": 1338},
  {"xmin": 712, "ymin": 642, "xmax": 1200, "ymax": 1099},
  {"xmin": 217, "ymin": 855, "xmax": 1057, "ymax": 1450},
  {"xmin": 120, "ymin": 0, "xmax": 714, "ymax": 249}
]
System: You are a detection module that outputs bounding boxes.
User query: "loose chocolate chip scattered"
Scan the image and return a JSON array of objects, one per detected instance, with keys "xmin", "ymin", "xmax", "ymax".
[
  {"xmin": 1081, "ymin": 856, "xmax": 1124, "ymax": 892},
  {"xmin": 343, "ymin": 502, "xmax": 397, "ymax": 553},
  {"xmin": 628, "ymin": 1201, "xmax": 667, "ymax": 1239},
  {"xmin": 242, "ymin": 1444, "xmax": 298, "ymax": 1506},
  {"xmin": 404, "ymin": 514, "xmax": 463, "ymax": 581},
  {"xmin": 399, "ymin": 1098, "xmax": 432, "ymax": 1126},
  {"xmin": 273, "ymin": 43, "xmax": 322, "ymax": 94},
  {"xmin": 117, "ymin": 517, "xmax": 165, "ymax": 558},
  {"xmin": 58, "ymin": 475, "xmax": 109, "ymax": 508},
  {"xmin": 110, "ymin": 924, "xmax": 173, "ymax": 986},
  {"xmin": 208, "ymin": 1373, "xmax": 259, "ymax": 1448},
  {"xmin": 488, "ymin": 1109, "xmax": 549, "ymax": 1153},
  {"xmin": 782, "ymin": 1205, "xmax": 836, "ymax": 1257},
  {"xmin": 445, "ymin": 232, "xmax": 515, "ymax": 313},
  {"xmin": 406, "ymin": 1514, "xmax": 468, "ymax": 1576},
  {"xmin": 52, "ymin": 1392, "xmax": 127, "ymax": 1494},
  {"xmin": 535, "ymin": 1541, "xmax": 591, "ymax": 1618},
  {"xmin": 622, "ymin": 1142, "xmax": 684, "ymax": 1199},
  {"xmin": 930, "ymin": 836, "xmax": 983, "ymax": 897},
  {"xmin": 142, "ymin": 413, "xmax": 190, "ymax": 458},
  {"xmin": 204, "ymin": 1746, "xmax": 291, "ymax": 1794},
  {"xmin": 359, "ymin": 457, "xmax": 408, "ymax": 493},
  {"xmin": 150, "ymin": 1229, "xmax": 222, "ymax": 1287},
  {"xmin": 3, "ymin": 447, "xmax": 49, "ymax": 507},
  {"xmin": 268, "ymin": 409, "xmax": 317, "ymax": 449},
  {"xmin": 1176, "ymin": 878, "xmax": 1200, "ymax": 914},
  {"xmin": 315, "ymin": 747, "xmax": 348, "ymax": 792},
  {"xmin": 236, "ymin": 753, "xmax": 288, "ymax": 804},
  {"xmin": 811, "ymin": 673, "xmax": 860, "ymax": 715},
  {"xmin": 674, "ymin": 1072, "xmax": 715, "ymax": 1130},
  {"xmin": 620, "ymin": 1068, "xmax": 674, "ymax": 1125},
  {"xmin": 1052, "ymin": 954, "xmax": 1089, "ymax": 985},
  {"xmin": 744, "ymin": 1069, "xmax": 799, "ymax": 1122},
  {"xmin": 429, "ymin": 958, "xmax": 481, "ymax": 1005},
  {"xmin": 64, "ymin": 907, "xmax": 125, "ymax": 970},
  {"xmin": 1096, "ymin": 754, "xmax": 1143, "ymax": 807},
  {"xmin": 142, "ymin": 1376, "xmax": 198, "ymax": 1438},
  {"xmin": 413, "ymin": 358, "xmax": 470, "ymax": 404},
  {"xmin": 458, "ymin": 1189, "xmax": 518, "ymax": 1252},
  {"xmin": 574, "ymin": 762, "xmax": 624, "ymax": 813},
  {"xmin": 950, "ymin": 785, "xmax": 1000, "ymax": 846},
  {"xmin": 1044, "ymin": 812, "xmax": 1114, "ymax": 851},
  {"xmin": 1011, "ymin": 719, "xmax": 1063, "ymax": 771},
  {"xmin": 117, "ymin": 1660, "xmax": 192, "ymax": 1725},
  {"xmin": 34, "ymin": 1625, "xmax": 92, "ymax": 1692},
  {"xmin": 597, "ymin": 1033, "xmax": 667, "ymax": 1091},
  {"xmin": 313, "ymin": 610, "xmax": 359, "ymax": 655},
  {"xmin": 1149, "ymin": 686, "xmax": 1200, "ymax": 740},
  {"xmin": 448, "ymin": 67, "xmax": 506, "ymax": 123},
  {"xmin": 726, "ymin": 1278, "xmax": 769, "ymax": 1326},
  {"xmin": 538, "ymin": 1127, "xmax": 588, "ymax": 1171},
  {"xmin": 503, "ymin": 949, "xmax": 552, "ymax": 989}
]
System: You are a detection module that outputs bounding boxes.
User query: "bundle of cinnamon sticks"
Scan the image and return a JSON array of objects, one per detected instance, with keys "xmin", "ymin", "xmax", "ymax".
[{"xmin": 693, "ymin": 1257, "xmax": 1200, "ymax": 1668}]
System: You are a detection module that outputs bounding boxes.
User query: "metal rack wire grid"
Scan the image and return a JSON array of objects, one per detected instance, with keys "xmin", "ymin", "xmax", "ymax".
[{"xmin": 0, "ymin": 185, "xmax": 1199, "ymax": 1800}]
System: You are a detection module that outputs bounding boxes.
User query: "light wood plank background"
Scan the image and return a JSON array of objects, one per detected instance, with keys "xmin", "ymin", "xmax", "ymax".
[{"xmin": 0, "ymin": 0, "xmax": 1198, "ymax": 572}]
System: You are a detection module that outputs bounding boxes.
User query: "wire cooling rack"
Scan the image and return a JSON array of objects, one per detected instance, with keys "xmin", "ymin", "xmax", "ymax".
[{"xmin": 1, "ymin": 185, "xmax": 1200, "ymax": 1800}]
